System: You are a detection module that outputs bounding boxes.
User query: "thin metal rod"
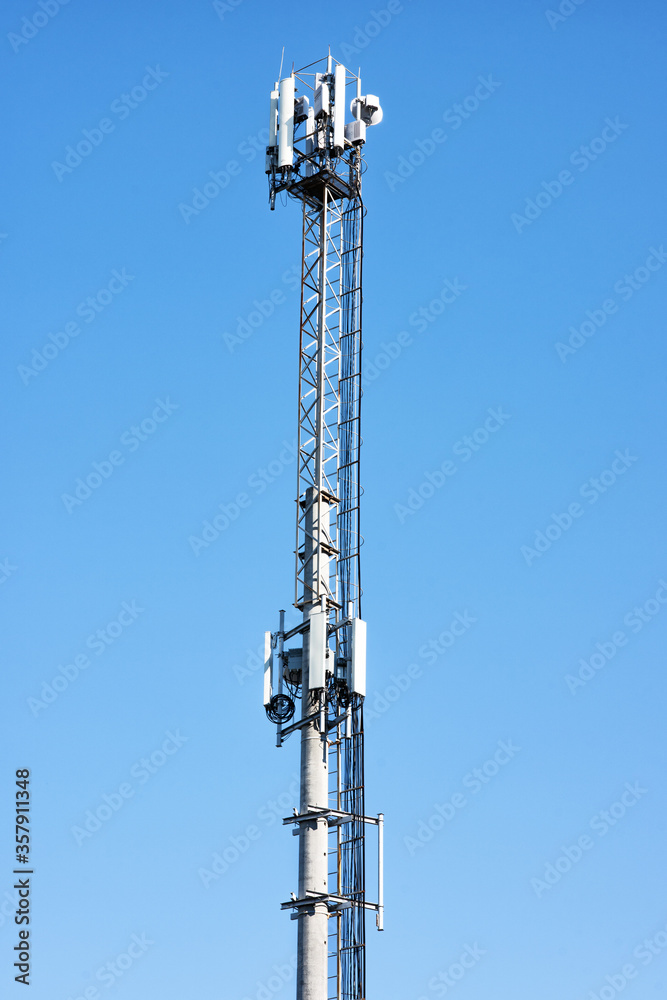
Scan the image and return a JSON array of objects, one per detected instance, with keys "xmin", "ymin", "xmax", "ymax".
[{"xmin": 377, "ymin": 813, "xmax": 384, "ymax": 931}]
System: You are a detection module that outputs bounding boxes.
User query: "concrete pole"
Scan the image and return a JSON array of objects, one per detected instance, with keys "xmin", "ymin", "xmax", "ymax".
[{"xmin": 296, "ymin": 486, "xmax": 330, "ymax": 1000}]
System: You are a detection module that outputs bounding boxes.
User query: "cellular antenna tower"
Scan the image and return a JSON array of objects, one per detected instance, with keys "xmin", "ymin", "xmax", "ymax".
[{"xmin": 262, "ymin": 54, "xmax": 383, "ymax": 1000}]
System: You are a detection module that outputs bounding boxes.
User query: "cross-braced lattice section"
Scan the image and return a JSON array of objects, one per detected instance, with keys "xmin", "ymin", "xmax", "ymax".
[
  {"xmin": 296, "ymin": 190, "xmax": 342, "ymax": 610},
  {"xmin": 295, "ymin": 189, "xmax": 364, "ymax": 618},
  {"xmin": 328, "ymin": 700, "xmax": 366, "ymax": 1000}
]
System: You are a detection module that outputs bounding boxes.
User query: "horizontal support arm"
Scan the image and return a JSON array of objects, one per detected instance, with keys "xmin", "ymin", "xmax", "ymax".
[{"xmin": 283, "ymin": 806, "xmax": 381, "ymax": 827}]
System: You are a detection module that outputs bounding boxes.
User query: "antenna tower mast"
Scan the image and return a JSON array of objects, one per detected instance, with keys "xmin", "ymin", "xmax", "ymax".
[{"xmin": 262, "ymin": 54, "xmax": 383, "ymax": 1000}]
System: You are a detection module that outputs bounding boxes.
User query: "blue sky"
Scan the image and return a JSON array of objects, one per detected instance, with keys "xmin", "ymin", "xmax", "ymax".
[{"xmin": 2, "ymin": 0, "xmax": 667, "ymax": 997}]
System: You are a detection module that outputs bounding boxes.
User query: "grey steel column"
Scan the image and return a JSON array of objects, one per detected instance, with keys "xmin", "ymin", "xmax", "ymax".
[{"xmin": 297, "ymin": 486, "xmax": 329, "ymax": 1000}]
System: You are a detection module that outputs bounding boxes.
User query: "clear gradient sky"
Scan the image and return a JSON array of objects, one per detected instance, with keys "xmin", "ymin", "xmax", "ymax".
[{"xmin": 3, "ymin": 1, "xmax": 667, "ymax": 998}]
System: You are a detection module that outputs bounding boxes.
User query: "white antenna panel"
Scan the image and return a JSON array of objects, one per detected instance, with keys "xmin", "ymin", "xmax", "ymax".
[
  {"xmin": 350, "ymin": 618, "xmax": 366, "ymax": 696},
  {"xmin": 268, "ymin": 88, "xmax": 279, "ymax": 147},
  {"xmin": 314, "ymin": 72, "xmax": 330, "ymax": 118},
  {"xmin": 333, "ymin": 63, "xmax": 346, "ymax": 152},
  {"xmin": 308, "ymin": 610, "xmax": 327, "ymax": 690},
  {"xmin": 263, "ymin": 630, "xmax": 273, "ymax": 706},
  {"xmin": 278, "ymin": 76, "xmax": 295, "ymax": 168}
]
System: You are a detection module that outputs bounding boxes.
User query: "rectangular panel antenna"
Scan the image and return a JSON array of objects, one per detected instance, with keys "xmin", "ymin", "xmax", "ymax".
[
  {"xmin": 308, "ymin": 611, "xmax": 327, "ymax": 689},
  {"xmin": 350, "ymin": 618, "xmax": 366, "ymax": 696}
]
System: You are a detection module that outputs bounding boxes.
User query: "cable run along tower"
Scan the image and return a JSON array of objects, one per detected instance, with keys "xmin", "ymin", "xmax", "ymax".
[{"xmin": 262, "ymin": 55, "xmax": 383, "ymax": 1000}]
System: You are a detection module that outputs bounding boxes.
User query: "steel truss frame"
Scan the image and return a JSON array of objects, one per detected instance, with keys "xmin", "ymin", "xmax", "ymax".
[
  {"xmin": 295, "ymin": 188, "xmax": 363, "ymax": 625},
  {"xmin": 293, "ymin": 179, "xmax": 368, "ymax": 1000},
  {"xmin": 292, "ymin": 181, "xmax": 369, "ymax": 1000}
]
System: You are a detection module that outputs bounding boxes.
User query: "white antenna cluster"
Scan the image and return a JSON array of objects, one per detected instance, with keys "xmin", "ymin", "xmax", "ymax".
[{"xmin": 265, "ymin": 55, "xmax": 382, "ymax": 209}]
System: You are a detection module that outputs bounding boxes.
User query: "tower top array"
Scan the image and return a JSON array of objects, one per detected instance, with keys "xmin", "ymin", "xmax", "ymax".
[{"xmin": 266, "ymin": 54, "xmax": 382, "ymax": 209}]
